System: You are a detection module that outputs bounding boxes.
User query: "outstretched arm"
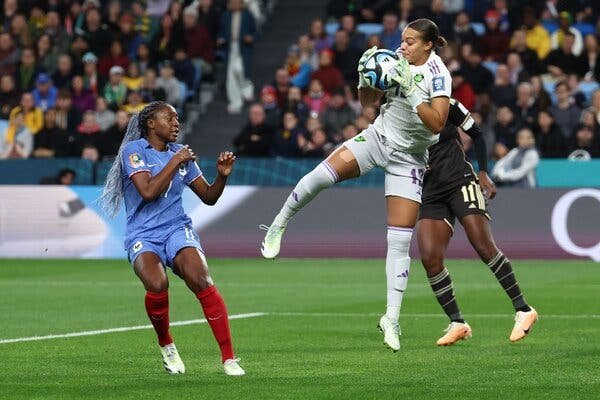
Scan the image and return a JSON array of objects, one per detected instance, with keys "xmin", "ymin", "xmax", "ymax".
[{"xmin": 189, "ymin": 152, "xmax": 236, "ymax": 205}]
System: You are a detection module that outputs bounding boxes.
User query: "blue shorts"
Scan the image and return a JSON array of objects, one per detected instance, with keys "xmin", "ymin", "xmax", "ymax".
[{"xmin": 127, "ymin": 225, "xmax": 203, "ymax": 268}]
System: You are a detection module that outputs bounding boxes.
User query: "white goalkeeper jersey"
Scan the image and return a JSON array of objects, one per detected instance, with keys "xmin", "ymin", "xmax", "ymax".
[{"xmin": 372, "ymin": 51, "xmax": 451, "ymax": 154}]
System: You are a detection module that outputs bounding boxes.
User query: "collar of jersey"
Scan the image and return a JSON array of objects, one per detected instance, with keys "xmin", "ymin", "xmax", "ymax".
[{"xmin": 140, "ymin": 137, "xmax": 175, "ymax": 152}]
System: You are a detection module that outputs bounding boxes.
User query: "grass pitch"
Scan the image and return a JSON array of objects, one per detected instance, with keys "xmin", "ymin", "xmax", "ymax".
[{"xmin": 0, "ymin": 258, "xmax": 599, "ymax": 400}]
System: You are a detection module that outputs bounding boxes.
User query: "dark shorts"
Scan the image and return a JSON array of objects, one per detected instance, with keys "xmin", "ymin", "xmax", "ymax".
[{"xmin": 419, "ymin": 179, "xmax": 491, "ymax": 231}]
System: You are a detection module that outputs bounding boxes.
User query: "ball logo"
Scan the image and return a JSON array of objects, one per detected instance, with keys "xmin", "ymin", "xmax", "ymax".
[{"xmin": 551, "ymin": 188, "xmax": 600, "ymax": 261}]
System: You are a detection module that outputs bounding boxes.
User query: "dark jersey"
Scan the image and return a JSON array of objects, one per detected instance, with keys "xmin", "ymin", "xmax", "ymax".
[{"xmin": 423, "ymin": 99, "xmax": 487, "ymax": 202}]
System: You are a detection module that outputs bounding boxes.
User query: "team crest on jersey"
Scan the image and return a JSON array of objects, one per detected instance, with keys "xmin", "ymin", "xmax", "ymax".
[
  {"xmin": 129, "ymin": 153, "xmax": 145, "ymax": 168},
  {"xmin": 432, "ymin": 76, "xmax": 445, "ymax": 91},
  {"xmin": 354, "ymin": 135, "xmax": 366, "ymax": 142},
  {"xmin": 414, "ymin": 73, "xmax": 424, "ymax": 83},
  {"xmin": 133, "ymin": 241, "xmax": 143, "ymax": 252}
]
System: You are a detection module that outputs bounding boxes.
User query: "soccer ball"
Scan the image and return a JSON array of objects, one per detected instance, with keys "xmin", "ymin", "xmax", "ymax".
[{"xmin": 361, "ymin": 49, "xmax": 400, "ymax": 91}]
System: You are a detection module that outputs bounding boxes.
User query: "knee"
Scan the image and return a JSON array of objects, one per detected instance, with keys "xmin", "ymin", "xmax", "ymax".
[
  {"xmin": 187, "ymin": 275, "xmax": 213, "ymax": 293},
  {"xmin": 420, "ymin": 251, "xmax": 444, "ymax": 277},
  {"xmin": 145, "ymin": 277, "xmax": 169, "ymax": 293},
  {"xmin": 473, "ymin": 241, "xmax": 498, "ymax": 263}
]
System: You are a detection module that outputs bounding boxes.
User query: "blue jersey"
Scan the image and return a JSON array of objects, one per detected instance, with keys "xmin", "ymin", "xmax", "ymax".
[{"xmin": 121, "ymin": 138, "xmax": 203, "ymax": 249}]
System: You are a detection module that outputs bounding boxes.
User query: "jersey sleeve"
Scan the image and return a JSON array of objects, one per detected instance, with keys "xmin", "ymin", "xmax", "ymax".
[
  {"xmin": 121, "ymin": 141, "xmax": 151, "ymax": 178},
  {"xmin": 428, "ymin": 67, "xmax": 452, "ymax": 99},
  {"xmin": 184, "ymin": 160, "xmax": 203, "ymax": 185}
]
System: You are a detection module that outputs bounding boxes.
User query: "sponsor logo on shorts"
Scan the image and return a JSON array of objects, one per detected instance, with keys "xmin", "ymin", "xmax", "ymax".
[
  {"xmin": 354, "ymin": 136, "xmax": 366, "ymax": 142},
  {"xmin": 129, "ymin": 153, "xmax": 145, "ymax": 168},
  {"xmin": 133, "ymin": 241, "xmax": 143, "ymax": 252},
  {"xmin": 432, "ymin": 76, "xmax": 445, "ymax": 92}
]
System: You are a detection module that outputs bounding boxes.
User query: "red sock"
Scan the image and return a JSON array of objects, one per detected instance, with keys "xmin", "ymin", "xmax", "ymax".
[
  {"xmin": 196, "ymin": 286, "xmax": 234, "ymax": 362},
  {"xmin": 145, "ymin": 291, "xmax": 173, "ymax": 347}
]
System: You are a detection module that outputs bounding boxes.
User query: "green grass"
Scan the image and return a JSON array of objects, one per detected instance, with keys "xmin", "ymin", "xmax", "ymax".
[{"xmin": 0, "ymin": 258, "xmax": 599, "ymax": 399}]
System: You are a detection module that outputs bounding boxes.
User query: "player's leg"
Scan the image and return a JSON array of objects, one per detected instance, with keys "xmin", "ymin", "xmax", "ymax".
[
  {"xmin": 459, "ymin": 213, "xmax": 538, "ymax": 342},
  {"xmin": 377, "ymin": 195, "xmax": 419, "ymax": 352},
  {"xmin": 133, "ymin": 251, "xmax": 185, "ymax": 374},
  {"xmin": 417, "ymin": 213, "xmax": 472, "ymax": 345},
  {"xmin": 171, "ymin": 239, "xmax": 244, "ymax": 376}
]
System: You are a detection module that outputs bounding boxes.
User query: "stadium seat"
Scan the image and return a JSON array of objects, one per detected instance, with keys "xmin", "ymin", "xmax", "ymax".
[
  {"xmin": 471, "ymin": 22, "xmax": 485, "ymax": 36},
  {"xmin": 542, "ymin": 20, "xmax": 559, "ymax": 34},
  {"xmin": 325, "ymin": 22, "xmax": 339, "ymax": 36},
  {"xmin": 573, "ymin": 23, "xmax": 595, "ymax": 37},
  {"xmin": 356, "ymin": 23, "xmax": 383, "ymax": 36},
  {"xmin": 482, "ymin": 60, "xmax": 499, "ymax": 75}
]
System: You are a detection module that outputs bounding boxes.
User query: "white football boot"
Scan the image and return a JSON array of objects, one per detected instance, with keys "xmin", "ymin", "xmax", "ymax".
[
  {"xmin": 159, "ymin": 343, "xmax": 185, "ymax": 374},
  {"xmin": 223, "ymin": 358, "xmax": 245, "ymax": 376},
  {"xmin": 377, "ymin": 315, "xmax": 401, "ymax": 352},
  {"xmin": 260, "ymin": 224, "xmax": 286, "ymax": 259}
]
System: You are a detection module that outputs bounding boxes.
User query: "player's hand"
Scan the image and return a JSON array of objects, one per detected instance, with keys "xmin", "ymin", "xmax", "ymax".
[
  {"xmin": 390, "ymin": 55, "xmax": 414, "ymax": 94},
  {"xmin": 358, "ymin": 46, "xmax": 378, "ymax": 70},
  {"xmin": 175, "ymin": 145, "xmax": 196, "ymax": 164},
  {"xmin": 216, "ymin": 151, "xmax": 236, "ymax": 177},
  {"xmin": 478, "ymin": 171, "xmax": 497, "ymax": 200}
]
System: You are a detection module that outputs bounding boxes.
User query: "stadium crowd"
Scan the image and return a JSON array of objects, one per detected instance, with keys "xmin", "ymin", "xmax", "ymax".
[
  {"xmin": 0, "ymin": 0, "xmax": 271, "ymax": 160},
  {"xmin": 232, "ymin": 0, "xmax": 600, "ymax": 171},
  {"xmin": 1, "ymin": 0, "xmax": 600, "ymax": 178}
]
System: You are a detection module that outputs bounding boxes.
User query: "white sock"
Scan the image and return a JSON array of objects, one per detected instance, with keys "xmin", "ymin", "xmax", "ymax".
[
  {"xmin": 385, "ymin": 227, "xmax": 413, "ymax": 323},
  {"xmin": 272, "ymin": 161, "xmax": 339, "ymax": 227}
]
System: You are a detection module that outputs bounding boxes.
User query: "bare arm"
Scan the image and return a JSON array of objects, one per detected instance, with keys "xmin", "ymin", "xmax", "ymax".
[
  {"xmin": 415, "ymin": 96, "xmax": 450, "ymax": 134},
  {"xmin": 189, "ymin": 152, "xmax": 236, "ymax": 205},
  {"xmin": 358, "ymin": 86, "xmax": 384, "ymax": 108},
  {"xmin": 131, "ymin": 148, "xmax": 194, "ymax": 202}
]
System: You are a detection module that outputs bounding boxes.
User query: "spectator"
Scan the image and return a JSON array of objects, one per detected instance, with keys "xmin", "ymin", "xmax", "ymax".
[
  {"xmin": 156, "ymin": 63, "xmax": 183, "ymax": 108},
  {"xmin": 105, "ymin": 0, "xmax": 123, "ymax": 33},
  {"xmin": 510, "ymin": 29, "xmax": 541, "ymax": 76},
  {"xmin": 332, "ymin": 30, "xmax": 362, "ymax": 84},
  {"xmin": 77, "ymin": 110, "xmax": 102, "ymax": 140},
  {"xmin": 549, "ymin": 80, "xmax": 582, "ymax": 138},
  {"xmin": 217, "ymin": 0, "xmax": 257, "ymax": 114},
  {"xmin": 82, "ymin": 52, "xmax": 104, "ymax": 96},
  {"xmin": 260, "ymin": 85, "xmax": 281, "ymax": 130},
  {"xmin": 139, "ymin": 68, "xmax": 167, "ymax": 103},
  {"xmin": 479, "ymin": 9, "xmax": 510, "ymax": 62},
  {"xmin": 311, "ymin": 49, "xmax": 344, "ymax": 95},
  {"xmin": 36, "ymin": 34, "xmax": 59, "ymax": 76},
  {"xmin": 273, "ymin": 68, "xmax": 290, "ymax": 110},
  {"xmin": 451, "ymin": 69, "xmax": 476, "ymax": 111},
  {"xmin": 197, "ymin": 0, "xmax": 224, "ymax": 41},
  {"xmin": 123, "ymin": 62, "xmax": 144, "ymax": 91},
  {"xmin": 0, "ymin": 75, "xmax": 20, "ymax": 120},
  {"xmin": 54, "ymin": 89, "xmax": 79, "ymax": 138},
  {"xmin": 8, "ymin": 92, "xmax": 43, "ymax": 139},
  {"xmin": 491, "ymin": 128, "xmax": 539, "ymax": 188},
  {"xmin": 183, "ymin": 5, "xmax": 215, "ymax": 78},
  {"xmin": 81, "ymin": 7, "xmax": 112, "ymax": 59},
  {"xmin": 10, "ymin": 13, "xmax": 33, "ymax": 48},
  {"xmin": 14, "ymin": 47, "xmax": 44, "ymax": 92},
  {"xmin": 339, "ymin": 14, "xmax": 366, "ymax": 50},
  {"xmin": 285, "ymin": 86, "xmax": 309, "ymax": 123},
  {"xmin": 439, "ymin": 44, "xmax": 461, "ymax": 73},
  {"xmin": 98, "ymin": 110, "xmax": 129, "ymax": 157},
  {"xmin": 298, "ymin": 34, "xmax": 319, "ymax": 71},
  {"xmin": 43, "ymin": 11, "xmax": 69, "ymax": 54},
  {"xmin": 568, "ymin": 125, "xmax": 600, "ymax": 159},
  {"xmin": 70, "ymin": 35, "xmax": 90, "ymax": 66},
  {"xmin": 513, "ymin": 82, "xmax": 538, "ymax": 128},
  {"xmin": 135, "ymin": 42, "xmax": 155, "ymax": 75},
  {"xmin": 522, "ymin": 7, "xmax": 551, "ymax": 60},
  {"xmin": 300, "ymin": 127, "xmax": 335, "ymax": 158},
  {"xmin": 271, "ymin": 111, "xmax": 304, "ymax": 157},
  {"xmin": 566, "ymin": 74, "xmax": 587, "ymax": 109},
  {"xmin": 494, "ymin": 106, "xmax": 522, "ymax": 149},
  {"xmin": 489, "ymin": 64, "xmax": 516, "ymax": 108},
  {"xmin": 341, "ymin": 122, "xmax": 359, "ymax": 141},
  {"xmin": 71, "ymin": 75, "xmax": 95, "ymax": 113},
  {"xmin": 94, "ymin": 97, "xmax": 116, "ymax": 132},
  {"xmin": 545, "ymin": 32, "xmax": 586, "ymax": 78},
  {"xmin": 505, "ymin": 52, "xmax": 529, "ymax": 85},
  {"xmin": 116, "ymin": 12, "xmax": 144, "ymax": 61},
  {"xmin": 589, "ymin": 89, "xmax": 600, "ymax": 126},
  {"xmin": 491, "ymin": 0, "xmax": 510, "ymax": 32},
  {"xmin": 99, "ymin": 39, "xmax": 131, "ymax": 78},
  {"xmin": 452, "ymin": 11, "xmax": 476, "ymax": 46},
  {"xmin": 52, "ymin": 54, "xmax": 75, "ymax": 90},
  {"xmin": 581, "ymin": 34, "xmax": 600, "ymax": 82},
  {"xmin": 550, "ymin": 11, "xmax": 583, "ymax": 56},
  {"xmin": 39, "ymin": 168, "xmax": 77, "ymax": 185},
  {"xmin": 81, "ymin": 143, "xmax": 100, "ymax": 162},
  {"xmin": 286, "ymin": 45, "xmax": 313, "ymax": 90},
  {"xmin": 172, "ymin": 48, "xmax": 197, "ymax": 90},
  {"xmin": 303, "ymin": 79, "xmax": 331, "ymax": 116},
  {"xmin": 33, "ymin": 108, "xmax": 61, "ymax": 158},
  {"xmin": 233, "ymin": 103, "xmax": 274, "ymax": 157},
  {"xmin": 1, "ymin": 111, "xmax": 33, "ymax": 159},
  {"xmin": 381, "ymin": 12, "xmax": 402, "ymax": 51},
  {"xmin": 534, "ymin": 110, "xmax": 566, "ymax": 158},
  {"xmin": 321, "ymin": 89, "xmax": 357, "ymax": 139},
  {"xmin": 31, "ymin": 73, "xmax": 58, "ymax": 112},
  {"xmin": 429, "ymin": 0, "xmax": 454, "ymax": 39},
  {"xmin": 530, "ymin": 75, "xmax": 552, "ymax": 111},
  {"xmin": 131, "ymin": 0, "xmax": 157, "ymax": 42},
  {"xmin": 0, "ymin": 33, "xmax": 19, "ymax": 77},
  {"xmin": 103, "ymin": 66, "xmax": 128, "ymax": 111},
  {"xmin": 122, "ymin": 90, "xmax": 148, "ymax": 114},
  {"xmin": 149, "ymin": 14, "xmax": 184, "ymax": 64},
  {"xmin": 460, "ymin": 44, "xmax": 494, "ymax": 94},
  {"xmin": 308, "ymin": 18, "xmax": 333, "ymax": 53},
  {"xmin": 397, "ymin": 0, "xmax": 417, "ymax": 31}
]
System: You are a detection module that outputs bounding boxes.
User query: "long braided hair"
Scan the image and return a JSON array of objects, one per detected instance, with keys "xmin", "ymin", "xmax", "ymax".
[{"xmin": 100, "ymin": 101, "xmax": 168, "ymax": 217}]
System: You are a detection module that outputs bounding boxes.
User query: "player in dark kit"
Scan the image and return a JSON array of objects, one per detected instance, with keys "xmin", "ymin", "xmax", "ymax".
[{"xmin": 417, "ymin": 98, "xmax": 538, "ymax": 346}]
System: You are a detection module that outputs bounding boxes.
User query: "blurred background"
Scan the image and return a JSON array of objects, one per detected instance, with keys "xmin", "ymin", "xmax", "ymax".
[{"xmin": 0, "ymin": 0, "xmax": 599, "ymax": 262}]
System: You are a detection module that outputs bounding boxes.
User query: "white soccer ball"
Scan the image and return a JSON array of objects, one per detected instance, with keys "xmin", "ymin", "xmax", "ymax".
[{"xmin": 361, "ymin": 49, "xmax": 400, "ymax": 91}]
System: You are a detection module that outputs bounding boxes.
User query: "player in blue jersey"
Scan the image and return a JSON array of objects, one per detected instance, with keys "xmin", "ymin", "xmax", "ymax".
[{"xmin": 100, "ymin": 101, "xmax": 244, "ymax": 376}]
